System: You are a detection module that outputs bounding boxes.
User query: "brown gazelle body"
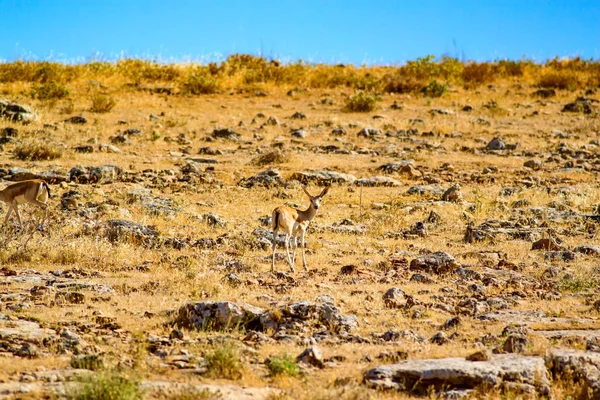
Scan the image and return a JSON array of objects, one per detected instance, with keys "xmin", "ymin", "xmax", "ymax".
[
  {"xmin": 0, "ymin": 179, "xmax": 51, "ymax": 227},
  {"xmin": 271, "ymin": 186, "xmax": 329, "ymax": 272}
]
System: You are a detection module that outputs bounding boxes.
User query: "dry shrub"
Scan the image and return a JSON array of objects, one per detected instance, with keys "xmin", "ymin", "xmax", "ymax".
[
  {"xmin": 344, "ymin": 90, "xmax": 380, "ymax": 112},
  {"xmin": 381, "ymin": 74, "xmax": 424, "ymax": 93},
  {"xmin": 537, "ymin": 71, "xmax": 580, "ymax": 90},
  {"xmin": 462, "ymin": 62, "xmax": 496, "ymax": 87},
  {"xmin": 30, "ymin": 82, "xmax": 70, "ymax": 100},
  {"xmin": 182, "ymin": 70, "xmax": 219, "ymax": 94},
  {"xmin": 252, "ymin": 150, "xmax": 290, "ymax": 166},
  {"xmin": 90, "ymin": 93, "xmax": 117, "ymax": 113},
  {"xmin": 14, "ymin": 140, "xmax": 63, "ymax": 161}
]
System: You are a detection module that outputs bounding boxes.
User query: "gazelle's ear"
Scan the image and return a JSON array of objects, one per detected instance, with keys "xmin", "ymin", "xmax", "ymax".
[
  {"xmin": 302, "ymin": 185, "xmax": 312, "ymax": 198},
  {"xmin": 319, "ymin": 186, "xmax": 330, "ymax": 197}
]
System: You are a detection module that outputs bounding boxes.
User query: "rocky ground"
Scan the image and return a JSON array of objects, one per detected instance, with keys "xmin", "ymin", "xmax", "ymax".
[{"xmin": 0, "ymin": 82, "xmax": 599, "ymax": 399}]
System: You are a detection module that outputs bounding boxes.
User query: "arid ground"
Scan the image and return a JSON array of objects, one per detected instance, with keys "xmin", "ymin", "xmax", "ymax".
[{"xmin": 0, "ymin": 57, "xmax": 599, "ymax": 399}]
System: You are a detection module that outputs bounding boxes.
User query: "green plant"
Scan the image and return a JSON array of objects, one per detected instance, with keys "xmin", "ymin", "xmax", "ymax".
[
  {"xmin": 90, "ymin": 93, "xmax": 117, "ymax": 113},
  {"xmin": 68, "ymin": 371, "xmax": 142, "ymax": 400},
  {"xmin": 266, "ymin": 354, "xmax": 299, "ymax": 377},
  {"xmin": 420, "ymin": 79, "xmax": 447, "ymax": 97},
  {"xmin": 204, "ymin": 344, "xmax": 243, "ymax": 380},
  {"xmin": 31, "ymin": 82, "xmax": 70, "ymax": 100},
  {"xmin": 343, "ymin": 90, "xmax": 380, "ymax": 112},
  {"xmin": 14, "ymin": 140, "xmax": 63, "ymax": 161}
]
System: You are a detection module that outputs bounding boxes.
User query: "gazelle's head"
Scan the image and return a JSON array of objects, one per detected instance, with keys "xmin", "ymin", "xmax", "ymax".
[{"xmin": 303, "ymin": 185, "xmax": 330, "ymax": 210}]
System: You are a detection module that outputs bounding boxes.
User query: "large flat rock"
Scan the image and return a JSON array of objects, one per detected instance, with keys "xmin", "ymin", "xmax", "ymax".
[
  {"xmin": 0, "ymin": 314, "xmax": 57, "ymax": 343},
  {"xmin": 364, "ymin": 354, "xmax": 551, "ymax": 396}
]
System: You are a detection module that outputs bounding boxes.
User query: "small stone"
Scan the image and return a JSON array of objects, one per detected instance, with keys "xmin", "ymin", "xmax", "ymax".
[
  {"xmin": 467, "ymin": 349, "xmax": 491, "ymax": 362},
  {"xmin": 296, "ymin": 346, "xmax": 324, "ymax": 368}
]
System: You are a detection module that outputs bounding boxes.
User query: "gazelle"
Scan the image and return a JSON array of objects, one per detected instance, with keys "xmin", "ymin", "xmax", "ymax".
[
  {"xmin": 271, "ymin": 185, "xmax": 329, "ymax": 272},
  {"xmin": 0, "ymin": 180, "xmax": 51, "ymax": 228}
]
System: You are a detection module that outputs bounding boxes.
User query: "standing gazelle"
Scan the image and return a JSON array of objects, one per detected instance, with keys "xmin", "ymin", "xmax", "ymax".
[
  {"xmin": 271, "ymin": 185, "xmax": 329, "ymax": 272},
  {"xmin": 0, "ymin": 180, "xmax": 51, "ymax": 228}
]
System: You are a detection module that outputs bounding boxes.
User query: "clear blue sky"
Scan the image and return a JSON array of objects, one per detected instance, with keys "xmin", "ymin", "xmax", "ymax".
[{"xmin": 1, "ymin": 0, "xmax": 598, "ymax": 65}]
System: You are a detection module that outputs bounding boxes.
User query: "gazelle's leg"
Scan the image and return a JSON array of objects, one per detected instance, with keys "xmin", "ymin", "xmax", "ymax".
[
  {"xmin": 284, "ymin": 234, "xmax": 294, "ymax": 272},
  {"xmin": 291, "ymin": 235, "xmax": 298, "ymax": 267},
  {"xmin": 301, "ymin": 229, "xmax": 308, "ymax": 271},
  {"xmin": 12, "ymin": 203, "xmax": 22, "ymax": 227},
  {"xmin": 32, "ymin": 201, "xmax": 48, "ymax": 228},
  {"xmin": 271, "ymin": 229, "xmax": 278, "ymax": 272},
  {"xmin": 4, "ymin": 207, "xmax": 12, "ymax": 225}
]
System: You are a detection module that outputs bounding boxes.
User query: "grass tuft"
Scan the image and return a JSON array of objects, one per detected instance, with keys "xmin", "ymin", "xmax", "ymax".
[
  {"xmin": 266, "ymin": 354, "xmax": 299, "ymax": 377},
  {"xmin": 343, "ymin": 90, "xmax": 380, "ymax": 112},
  {"xmin": 68, "ymin": 371, "xmax": 142, "ymax": 400},
  {"xmin": 204, "ymin": 344, "xmax": 244, "ymax": 380},
  {"xmin": 14, "ymin": 140, "xmax": 63, "ymax": 161},
  {"xmin": 90, "ymin": 93, "xmax": 117, "ymax": 113}
]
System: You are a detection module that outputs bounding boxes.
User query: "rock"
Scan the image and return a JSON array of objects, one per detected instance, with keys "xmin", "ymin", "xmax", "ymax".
[
  {"xmin": 176, "ymin": 301, "xmax": 265, "ymax": 331},
  {"xmin": 466, "ymin": 349, "xmax": 490, "ymax": 362},
  {"xmin": 531, "ymin": 238, "xmax": 561, "ymax": 251},
  {"xmin": 410, "ymin": 273, "xmax": 435, "ymax": 284},
  {"xmin": 104, "ymin": 219, "xmax": 159, "ymax": 245},
  {"xmin": 546, "ymin": 348, "xmax": 600, "ymax": 398},
  {"xmin": 377, "ymin": 350, "xmax": 408, "ymax": 363},
  {"xmin": 430, "ymin": 108, "xmax": 453, "ymax": 115},
  {"xmin": 430, "ymin": 331, "xmax": 449, "ymax": 345},
  {"xmin": 442, "ymin": 184, "xmax": 462, "ymax": 202},
  {"xmin": 378, "ymin": 160, "xmax": 413, "ymax": 173},
  {"xmin": 533, "ymin": 88, "xmax": 556, "ymax": 98},
  {"xmin": 69, "ymin": 165, "xmax": 123, "ymax": 184},
  {"xmin": 265, "ymin": 116, "xmax": 279, "ymax": 126},
  {"xmin": 357, "ymin": 128, "xmax": 381, "ymax": 138},
  {"xmin": 524, "ymin": 160, "xmax": 543, "ymax": 170},
  {"xmin": 55, "ymin": 291, "xmax": 85, "ymax": 305},
  {"xmin": 290, "ymin": 170, "xmax": 356, "ymax": 185},
  {"xmin": 199, "ymin": 213, "xmax": 227, "ymax": 227},
  {"xmin": 406, "ymin": 185, "xmax": 444, "ymax": 197},
  {"xmin": 443, "ymin": 317, "xmax": 461, "ymax": 330},
  {"xmin": 15, "ymin": 343, "xmax": 38, "ymax": 358},
  {"xmin": 382, "ymin": 288, "xmax": 409, "ymax": 309},
  {"xmin": 0, "ymin": 99, "xmax": 37, "ymax": 123},
  {"xmin": 486, "ymin": 137, "xmax": 506, "ymax": 150},
  {"xmin": 296, "ymin": 346, "xmax": 324, "ymax": 368},
  {"xmin": 63, "ymin": 115, "xmax": 87, "ymax": 124},
  {"xmin": 562, "ymin": 97, "xmax": 594, "ymax": 114},
  {"xmin": 198, "ymin": 146, "xmax": 223, "ymax": 155},
  {"xmin": 0, "ymin": 314, "xmax": 57, "ymax": 343},
  {"xmin": 331, "ymin": 127, "xmax": 346, "ymax": 136},
  {"xmin": 75, "ymin": 145, "xmax": 94, "ymax": 153},
  {"xmin": 6, "ymin": 168, "xmax": 69, "ymax": 184},
  {"xmin": 330, "ymin": 219, "xmax": 367, "ymax": 234},
  {"xmin": 574, "ymin": 245, "xmax": 600, "ymax": 257},
  {"xmin": 503, "ymin": 334, "xmax": 529, "ymax": 353},
  {"xmin": 212, "ymin": 128, "xmax": 241, "ymax": 141},
  {"xmin": 291, "ymin": 112, "xmax": 306, "ymax": 119},
  {"xmin": 355, "ymin": 176, "xmax": 401, "ymax": 187},
  {"xmin": 99, "ymin": 144, "xmax": 121, "ymax": 153},
  {"xmin": 410, "ymin": 252, "xmax": 458, "ymax": 274},
  {"xmin": 291, "ymin": 129, "xmax": 307, "ymax": 138},
  {"xmin": 128, "ymin": 188, "xmax": 181, "ymax": 216},
  {"xmin": 364, "ymin": 354, "xmax": 551, "ymax": 396}
]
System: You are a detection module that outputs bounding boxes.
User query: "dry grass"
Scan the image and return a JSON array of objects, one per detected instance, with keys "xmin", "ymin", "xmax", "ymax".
[
  {"xmin": 0, "ymin": 55, "xmax": 598, "ymax": 399},
  {"xmin": 14, "ymin": 139, "xmax": 64, "ymax": 161}
]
